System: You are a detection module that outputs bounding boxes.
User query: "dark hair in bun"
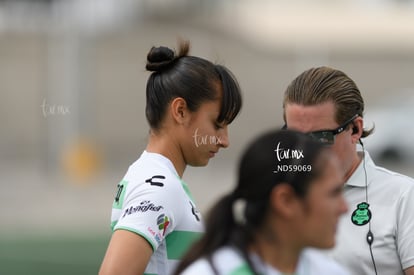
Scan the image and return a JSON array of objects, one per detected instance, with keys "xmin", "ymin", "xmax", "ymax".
[
  {"xmin": 146, "ymin": 42, "xmax": 189, "ymax": 72},
  {"xmin": 145, "ymin": 40, "xmax": 242, "ymax": 130}
]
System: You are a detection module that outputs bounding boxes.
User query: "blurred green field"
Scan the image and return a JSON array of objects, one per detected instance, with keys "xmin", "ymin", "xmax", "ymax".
[{"xmin": 0, "ymin": 234, "xmax": 110, "ymax": 275}]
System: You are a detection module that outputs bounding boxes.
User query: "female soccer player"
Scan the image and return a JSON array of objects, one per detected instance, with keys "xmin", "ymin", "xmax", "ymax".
[
  {"xmin": 175, "ymin": 129, "xmax": 349, "ymax": 275},
  {"xmin": 99, "ymin": 40, "xmax": 242, "ymax": 275}
]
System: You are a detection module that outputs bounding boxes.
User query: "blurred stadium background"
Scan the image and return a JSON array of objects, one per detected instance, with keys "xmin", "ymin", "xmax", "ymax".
[{"xmin": 1, "ymin": 0, "xmax": 414, "ymax": 274}]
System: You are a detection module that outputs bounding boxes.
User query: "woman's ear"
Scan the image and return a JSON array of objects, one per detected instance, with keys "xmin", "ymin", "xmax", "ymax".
[
  {"xmin": 170, "ymin": 97, "xmax": 190, "ymax": 125},
  {"xmin": 269, "ymin": 184, "xmax": 300, "ymax": 219}
]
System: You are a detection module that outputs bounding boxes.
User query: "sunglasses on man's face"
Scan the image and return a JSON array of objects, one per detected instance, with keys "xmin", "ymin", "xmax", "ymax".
[{"xmin": 283, "ymin": 114, "xmax": 359, "ymax": 145}]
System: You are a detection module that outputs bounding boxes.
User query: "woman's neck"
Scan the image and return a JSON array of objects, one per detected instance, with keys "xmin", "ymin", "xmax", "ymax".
[
  {"xmin": 146, "ymin": 131, "xmax": 186, "ymax": 178},
  {"xmin": 251, "ymin": 232, "xmax": 302, "ymax": 274}
]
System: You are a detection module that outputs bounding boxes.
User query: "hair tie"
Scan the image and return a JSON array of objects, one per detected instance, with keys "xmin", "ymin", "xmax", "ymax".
[{"xmin": 233, "ymin": 198, "xmax": 247, "ymax": 225}]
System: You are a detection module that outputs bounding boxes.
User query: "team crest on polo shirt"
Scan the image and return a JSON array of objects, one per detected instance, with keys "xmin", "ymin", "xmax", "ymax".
[{"xmin": 351, "ymin": 202, "xmax": 372, "ymax": 226}]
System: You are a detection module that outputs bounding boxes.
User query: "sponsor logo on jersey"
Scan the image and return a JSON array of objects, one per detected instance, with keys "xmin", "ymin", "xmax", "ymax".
[
  {"xmin": 145, "ymin": 175, "xmax": 166, "ymax": 187},
  {"xmin": 147, "ymin": 226, "xmax": 163, "ymax": 245},
  {"xmin": 157, "ymin": 214, "xmax": 170, "ymax": 236},
  {"xmin": 122, "ymin": 200, "xmax": 164, "ymax": 217},
  {"xmin": 189, "ymin": 201, "xmax": 201, "ymax": 222},
  {"xmin": 154, "ymin": 233, "xmax": 162, "ymax": 244}
]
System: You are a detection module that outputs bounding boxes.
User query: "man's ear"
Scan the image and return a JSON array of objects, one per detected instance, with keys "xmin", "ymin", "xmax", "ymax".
[
  {"xmin": 170, "ymin": 97, "xmax": 190, "ymax": 125},
  {"xmin": 351, "ymin": 116, "xmax": 363, "ymax": 143},
  {"xmin": 269, "ymin": 184, "xmax": 300, "ymax": 219}
]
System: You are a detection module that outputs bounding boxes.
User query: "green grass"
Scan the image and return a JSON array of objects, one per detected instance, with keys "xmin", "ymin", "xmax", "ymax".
[{"xmin": 0, "ymin": 234, "xmax": 110, "ymax": 275}]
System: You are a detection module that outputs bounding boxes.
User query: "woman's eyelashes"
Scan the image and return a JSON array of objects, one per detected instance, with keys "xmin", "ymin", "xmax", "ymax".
[{"xmin": 214, "ymin": 121, "xmax": 224, "ymax": 130}]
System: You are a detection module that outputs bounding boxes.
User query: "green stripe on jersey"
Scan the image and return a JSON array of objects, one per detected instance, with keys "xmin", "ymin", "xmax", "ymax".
[
  {"xmin": 165, "ymin": 231, "xmax": 202, "ymax": 260},
  {"xmin": 110, "ymin": 220, "xmax": 117, "ymax": 231},
  {"xmin": 230, "ymin": 263, "xmax": 255, "ymax": 275},
  {"xmin": 179, "ymin": 179, "xmax": 195, "ymax": 201},
  {"xmin": 112, "ymin": 180, "xmax": 128, "ymax": 209}
]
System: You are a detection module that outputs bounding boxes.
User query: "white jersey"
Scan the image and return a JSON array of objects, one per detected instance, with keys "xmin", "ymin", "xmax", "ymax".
[
  {"xmin": 328, "ymin": 151, "xmax": 414, "ymax": 274},
  {"xmin": 111, "ymin": 151, "xmax": 204, "ymax": 275},
  {"xmin": 180, "ymin": 246, "xmax": 350, "ymax": 275}
]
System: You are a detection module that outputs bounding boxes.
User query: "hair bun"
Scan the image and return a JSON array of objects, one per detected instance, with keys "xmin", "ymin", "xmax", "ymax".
[{"xmin": 146, "ymin": 46, "xmax": 176, "ymax": 72}]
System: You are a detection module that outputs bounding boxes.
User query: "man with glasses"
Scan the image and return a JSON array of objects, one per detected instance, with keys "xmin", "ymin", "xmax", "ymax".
[{"xmin": 282, "ymin": 66, "xmax": 414, "ymax": 275}]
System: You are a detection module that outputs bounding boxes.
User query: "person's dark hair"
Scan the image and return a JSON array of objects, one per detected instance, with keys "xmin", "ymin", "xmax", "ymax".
[
  {"xmin": 174, "ymin": 129, "xmax": 328, "ymax": 274},
  {"xmin": 145, "ymin": 40, "xmax": 242, "ymax": 130},
  {"xmin": 283, "ymin": 66, "xmax": 374, "ymax": 138}
]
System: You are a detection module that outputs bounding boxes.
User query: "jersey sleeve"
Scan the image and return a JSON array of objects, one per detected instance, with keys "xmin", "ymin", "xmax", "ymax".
[
  {"xmin": 397, "ymin": 184, "xmax": 414, "ymax": 269},
  {"xmin": 112, "ymin": 177, "xmax": 180, "ymax": 252}
]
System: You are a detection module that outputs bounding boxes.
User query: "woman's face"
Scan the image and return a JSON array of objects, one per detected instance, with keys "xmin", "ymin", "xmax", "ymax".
[
  {"xmin": 180, "ymin": 98, "xmax": 230, "ymax": 167},
  {"xmin": 297, "ymin": 153, "xmax": 348, "ymax": 249}
]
